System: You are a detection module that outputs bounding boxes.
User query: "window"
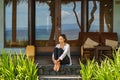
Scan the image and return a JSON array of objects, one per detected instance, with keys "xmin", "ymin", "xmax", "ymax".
[
  {"xmin": 87, "ymin": 0, "xmax": 113, "ymax": 32},
  {"xmin": 5, "ymin": 0, "xmax": 28, "ymax": 47},
  {"xmin": 4, "ymin": 0, "xmax": 113, "ymax": 48},
  {"xmin": 61, "ymin": 0, "xmax": 81, "ymax": 47},
  {"xmin": 35, "ymin": 0, "xmax": 55, "ymax": 47},
  {"xmin": 61, "ymin": 1, "xmax": 81, "ymax": 40},
  {"xmin": 103, "ymin": 1, "xmax": 113, "ymax": 32},
  {"xmin": 5, "ymin": 1, "xmax": 12, "ymax": 47},
  {"xmin": 88, "ymin": 1, "xmax": 99, "ymax": 32}
]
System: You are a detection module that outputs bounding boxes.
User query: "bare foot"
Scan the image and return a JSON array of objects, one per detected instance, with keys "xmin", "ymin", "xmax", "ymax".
[
  {"xmin": 53, "ymin": 63, "xmax": 57, "ymax": 71},
  {"xmin": 56, "ymin": 62, "xmax": 60, "ymax": 72}
]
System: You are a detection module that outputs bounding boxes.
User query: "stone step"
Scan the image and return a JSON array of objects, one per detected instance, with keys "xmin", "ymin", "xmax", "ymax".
[
  {"xmin": 39, "ymin": 75, "xmax": 81, "ymax": 80},
  {"xmin": 37, "ymin": 65, "xmax": 80, "ymax": 75},
  {"xmin": 35, "ymin": 56, "xmax": 80, "ymax": 65},
  {"xmin": 35, "ymin": 55, "xmax": 81, "ymax": 80}
]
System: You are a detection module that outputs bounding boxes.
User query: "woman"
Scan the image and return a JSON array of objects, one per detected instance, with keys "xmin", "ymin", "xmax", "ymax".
[{"xmin": 52, "ymin": 34, "xmax": 72, "ymax": 72}]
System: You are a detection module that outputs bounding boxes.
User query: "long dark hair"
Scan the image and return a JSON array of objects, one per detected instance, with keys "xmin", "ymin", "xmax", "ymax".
[{"xmin": 59, "ymin": 34, "xmax": 67, "ymax": 42}]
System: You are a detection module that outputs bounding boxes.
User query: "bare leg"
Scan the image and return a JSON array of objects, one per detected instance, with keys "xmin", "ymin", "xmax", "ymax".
[
  {"xmin": 56, "ymin": 61, "xmax": 60, "ymax": 72},
  {"xmin": 53, "ymin": 48, "xmax": 64, "ymax": 72},
  {"xmin": 53, "ymin": 60, "xmax": 57, "ymax": 71},
  {"xmin": 53, "ymin": 48, "xmax": 59, "ymax": 71}
]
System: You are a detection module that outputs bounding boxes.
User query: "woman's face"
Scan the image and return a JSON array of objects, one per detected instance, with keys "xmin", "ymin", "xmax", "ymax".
[{"xmin": 59, "ymin": 36, "xmax": 65, "ymax": 43}]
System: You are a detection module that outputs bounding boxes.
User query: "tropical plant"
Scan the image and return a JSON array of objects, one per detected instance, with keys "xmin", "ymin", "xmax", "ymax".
[
  {"xmin": 0, "ymin": 50, "xmax": 38, "ymax": 80},
  {"xmin": 80, "ymin": 59, "xmax": 96, "ymax": 80},
  {"xmin": 80, "ymin": 48, "xmax": 120, "ymax": 80}
]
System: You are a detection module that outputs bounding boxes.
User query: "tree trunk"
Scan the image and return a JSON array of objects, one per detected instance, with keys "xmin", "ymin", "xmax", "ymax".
[
  {"xmin": 88, "ymin": 1, "xmax": 97, "ymax": 32},
  {"xmin": 73, "ymin": 1, "xmax": 81, "ymax": 30},
  {"xmin": 48, "ymin": 1, "xmax": 55, "ymax": 46}
]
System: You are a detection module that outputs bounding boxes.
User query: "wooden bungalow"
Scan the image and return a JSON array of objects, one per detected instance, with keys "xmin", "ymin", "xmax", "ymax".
[{"xmin": 1, "ymin": 0, "xmax": 120, "ymax": 79}]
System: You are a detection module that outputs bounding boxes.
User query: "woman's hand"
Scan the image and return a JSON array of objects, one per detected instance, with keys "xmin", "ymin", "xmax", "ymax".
[
  {"xmin": 53, "ymin": 60, "xmax": 56, "ymax": 64},
  {"xmin": 57, "ymin": 59, "xmax": 61, "ymax": 62}
]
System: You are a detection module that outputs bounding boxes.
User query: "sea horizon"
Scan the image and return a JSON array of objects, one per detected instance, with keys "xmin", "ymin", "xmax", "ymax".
[{"xmin": 5, "ymin": 24, "xmax": 98, "ymax": 41}]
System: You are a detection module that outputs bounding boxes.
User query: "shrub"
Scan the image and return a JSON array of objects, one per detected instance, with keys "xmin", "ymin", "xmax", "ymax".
[
  {"xmin": 0, "ymin": 50, "xmax": 38, "ymax": 80},
  {"xmin": 80, "ymin": 48, "xmax": 120, "ymax": 80}
]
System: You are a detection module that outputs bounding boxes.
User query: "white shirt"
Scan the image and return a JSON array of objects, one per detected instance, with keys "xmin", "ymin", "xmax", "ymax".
[{"xmin": 52, "ymin": 43, "xmax": 72, "ymax": 65}]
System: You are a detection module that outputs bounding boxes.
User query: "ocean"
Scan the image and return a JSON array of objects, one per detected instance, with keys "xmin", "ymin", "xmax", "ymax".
[
  {"xmin": 5, "ymin": 27, "xmax": 80, "ymax": 41},
  {"xmin": 5, "ymin": 24, "xmax": 98, "ymax": 41}
]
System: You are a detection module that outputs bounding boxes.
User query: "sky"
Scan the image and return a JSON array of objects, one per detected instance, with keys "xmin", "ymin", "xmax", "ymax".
[
  {"xmin": 6, "ymin": 1, "xmax": 100, "ymax": 31},
  {"xmin": 6, "ymin": 2, "xmax": 28, "ymax": 29}
]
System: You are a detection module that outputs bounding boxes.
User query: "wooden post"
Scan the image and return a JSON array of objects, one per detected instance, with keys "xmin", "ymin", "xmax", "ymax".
[
  {"xmin": 55, "ymin": 0, "xmax": 61, "ymax": 44},
  {"xmin": 28, "ymin": 0, "xmax": 35, "ymax": 45},
  {"xmin": 27, "ymin": 0, "xmax": 35, "ymax": 60},
  {"xmin": 81, "ymin": 0, "xmax": 88, "ymax": 32},
  {"xmin": 12, "ymin": 0, "xmax": 17, "ymax": 42}
]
